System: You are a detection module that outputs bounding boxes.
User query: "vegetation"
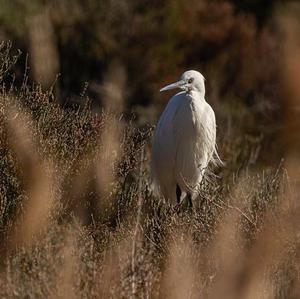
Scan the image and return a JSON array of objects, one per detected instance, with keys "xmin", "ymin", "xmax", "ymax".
[{"xmin": 0, "ymin": 1, "xmax": 300, "ymax": 298}]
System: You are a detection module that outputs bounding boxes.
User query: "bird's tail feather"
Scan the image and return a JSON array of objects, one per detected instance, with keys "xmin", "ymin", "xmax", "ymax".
[{"xmin": 212, "ymin": 146, "xmax": 224, "ymax": 167}]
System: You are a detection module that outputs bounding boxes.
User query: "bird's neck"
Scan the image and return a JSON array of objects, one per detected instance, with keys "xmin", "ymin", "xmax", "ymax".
[{"xmin": 187, "ymin": 90, "xmax": 206, "ymax": 100}]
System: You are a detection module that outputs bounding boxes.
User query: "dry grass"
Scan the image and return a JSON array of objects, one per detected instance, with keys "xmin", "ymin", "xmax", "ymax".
[{"xmin": 1, "ymin": 4, "xmax": 300, "ymax": 298}]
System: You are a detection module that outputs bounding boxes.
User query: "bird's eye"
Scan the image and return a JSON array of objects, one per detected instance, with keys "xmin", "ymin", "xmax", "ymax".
[{"xmin": 188, "ymin": 78, "xmax": 194, "ymax": 84}]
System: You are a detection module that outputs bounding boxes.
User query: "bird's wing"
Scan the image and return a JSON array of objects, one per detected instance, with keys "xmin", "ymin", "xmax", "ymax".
[
  {"xmin": 155, "ymin": 92, "xmax": 186, "ymax": 141},
  {"xmin": 205, "ymin": 104, "xmax": 223, "ymax": 167},
  {"xmin": 172, "ymin": 94, "xmax": 205, "ymax": 190},
  {"xmin": 151, "ymin": 92, "xmax": 186, "ymax": 200},
  {"xmin": 172, "ymin": 95, "xmax": 219, "ymax": 191}
]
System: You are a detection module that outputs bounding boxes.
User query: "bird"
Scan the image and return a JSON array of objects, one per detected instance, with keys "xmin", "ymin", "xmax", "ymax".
[{"xmin": 151, "ymin": 70, "xmax": 222, "ymax": 207}]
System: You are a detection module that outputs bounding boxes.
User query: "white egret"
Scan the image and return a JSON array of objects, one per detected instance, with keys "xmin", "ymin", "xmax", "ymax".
[{"xmin": 151, "ymin": 70, "xmax": 221, "ymax": 207}]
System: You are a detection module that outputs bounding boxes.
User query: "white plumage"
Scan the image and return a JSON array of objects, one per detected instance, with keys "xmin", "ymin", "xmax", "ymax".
[{"xmin": 151, "ymin": 70, "xmax": 221, "ymax": 206}]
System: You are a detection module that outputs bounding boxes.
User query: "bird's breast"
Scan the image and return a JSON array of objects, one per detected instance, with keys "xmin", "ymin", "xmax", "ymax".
[
  {"xmin": 182, "ymin": 97, "xmax": 215, "ymax": 159},
  {"xmin": 187, "ymin": 98, "xmax": 206, "ymax": 135}
]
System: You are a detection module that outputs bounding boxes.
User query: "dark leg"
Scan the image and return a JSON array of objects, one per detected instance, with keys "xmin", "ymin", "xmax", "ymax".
[
  {"xmin": 187, "ymin": 193, "xmax": 193, "ymax": 208},
  {"xmin": 176, "ymin": 184, "xmax": 181, "ymax": 204}
]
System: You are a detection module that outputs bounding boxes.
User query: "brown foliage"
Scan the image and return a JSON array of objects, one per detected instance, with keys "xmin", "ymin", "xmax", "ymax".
[{"xmin": 1, "ymin": 2, "xmax": 300, "ymax": 298}]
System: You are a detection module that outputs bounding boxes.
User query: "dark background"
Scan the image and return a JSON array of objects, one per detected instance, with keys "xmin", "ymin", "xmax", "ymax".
[{"xmin": 0, "ymin": 0, "xmax": 287, "ymax": 165}]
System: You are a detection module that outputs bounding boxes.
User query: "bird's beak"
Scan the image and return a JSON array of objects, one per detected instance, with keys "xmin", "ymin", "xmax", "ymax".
[{"xmin": 160, "ymin": 80, "xmax": 186, "ymax": 92}]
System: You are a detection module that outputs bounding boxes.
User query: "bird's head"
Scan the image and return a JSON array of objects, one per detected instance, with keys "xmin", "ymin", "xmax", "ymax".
[{"xmin": 160, "ymin": 70, "xmax": 205, "ymax": 95}]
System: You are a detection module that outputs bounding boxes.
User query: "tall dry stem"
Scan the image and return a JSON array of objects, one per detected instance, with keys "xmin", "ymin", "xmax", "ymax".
[
  {"xmin": 5, "ymin": 105, "xmax": 55, "ymax": 249},
  {"xmin": 27, "ymin": 9, "xmax": 59, "ymax": 89}
]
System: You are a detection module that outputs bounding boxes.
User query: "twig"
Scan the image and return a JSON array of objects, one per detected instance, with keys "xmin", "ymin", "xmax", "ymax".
[
  {"xmin": 131, "ymin": 146, "xmax": 144, "ymax": 298},
  {"xmin": 211, "ymin": 199, "xmax": 256, "ymax": 227},
  {"xmin": 226, "ymin": 203, "xmax": 256, "ymax": 227}
]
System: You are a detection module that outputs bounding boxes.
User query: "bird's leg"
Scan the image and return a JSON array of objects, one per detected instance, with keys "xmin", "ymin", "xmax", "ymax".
[
  {"xmin": 173, "ymin": 184, "xmax": 183, "ymax": 213},
  {"xmin": 176, "ymin": 184, "xmax": 181, "ymax": 204},
  {"xmin": 187, "ymin": 193, "xmax": 193, "ymax": 208}
]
